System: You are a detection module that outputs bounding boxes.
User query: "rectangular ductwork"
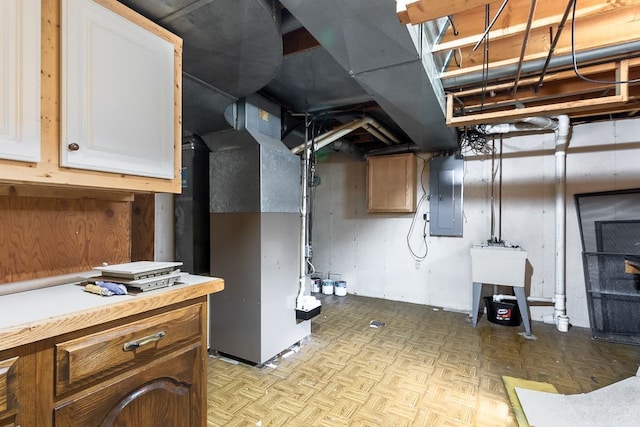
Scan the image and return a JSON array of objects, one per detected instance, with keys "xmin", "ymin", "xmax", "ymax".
[{"xmin": 280, "ymin": 0, "xmax": 458, "ymax": 152}]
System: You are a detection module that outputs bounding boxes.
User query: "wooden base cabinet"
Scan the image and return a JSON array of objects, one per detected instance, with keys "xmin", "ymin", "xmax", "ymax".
[
  {"xmin": 54, "ymin": 344, "xmax": 202, "ymax": 426},
  {"xmin": 2, "ymin": 298, "xmax": 208, "ymax": 427}
]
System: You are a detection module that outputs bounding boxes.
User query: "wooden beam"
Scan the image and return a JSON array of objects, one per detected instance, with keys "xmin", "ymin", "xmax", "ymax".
[
  {"xmin": 443, "ymin": 9, "xmax": 640, "ymax": 79},
  {"xmin": 570, "ymin": 98, "xmax": 640, "ymax": 119},
  {"xmin": 0, "ymin": 184, "xmax": 134, "ymax": 201},
  {"xmin": 450, "ymin": 61, "xmax": 630, "ymax": 97},
  {"xmin": 399, "ymin": 0, "xmax": 491, "ymax": 25},
  {"xmin": 396, "ymin": 0, "xmax": 410, "ymax": 24},
  {"xmin": 617, "ymin": 59, "xmax": 630, "ymax": 99},
  {"xmin": 446, "ymin": 95, "xmax": 628, "ymax": 126},
  {"xmin": 283, "ymin": 27, "xmax": 320, "ymax": 56},
  {"xmin": 435, "ymin": 0, "xmax": 640, "ymax": 53}
]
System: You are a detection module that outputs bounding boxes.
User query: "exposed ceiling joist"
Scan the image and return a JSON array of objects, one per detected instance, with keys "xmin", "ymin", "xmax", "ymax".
[
  {"xmin": 426, "ymin": 0, "xmax": 640, "ymax": 127},
  {"xmin": 396, "ymin": 0, "xmax": 490, "ymax": 25},
  {"xmin": 446, "ymin": 59, "xmax": 636, "ymax": 126}
]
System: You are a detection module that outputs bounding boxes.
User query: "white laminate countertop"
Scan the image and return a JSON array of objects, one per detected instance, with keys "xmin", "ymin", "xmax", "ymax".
[{"xmin": 0, "ymin": 273, "xmax": 224, "ymax": 352}]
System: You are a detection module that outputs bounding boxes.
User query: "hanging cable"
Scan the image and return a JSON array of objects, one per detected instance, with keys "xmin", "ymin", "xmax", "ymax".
[
  {"xmin": 472, "ymin": 0, "xmax": 510, "ymax": 51},
  {"xmin": 571, "ymin": 0, "xmax": 640, "ymax": 84},
  {"xmin": 535, "ymin": 0, "xmax": 575, "ymax": 92},
  {"xmin": 452, "ymin": 48, "xmax": 463, "ymax": 68},
  {"xmin": 512, "ymin": 0, "xmax": 538, "ymax": 95},
  {"xmin": 480, "ymin": 4, "xmax": 491, "ymax": 111},
  {"xmin": 406, "ymin": 155, "xmax": 432, "ymax": 261},
  {"xmin": 447, "ymin": 15, "xmax": 459, "ymax": 36}
]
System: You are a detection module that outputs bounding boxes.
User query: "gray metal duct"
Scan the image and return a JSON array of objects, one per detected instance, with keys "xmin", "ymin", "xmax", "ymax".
[
  {"xmin": 280, "ymin": 0, "xmax": 458, "ymax": 152},
  {"xmin": 121, "ymin": 0, "xmax": 282, "ymax": 134},
  {"xmin": 203, "ymin": 94, "xmax": 299, "ymax": 213},
  {"xmin": 182, "ymin": 73, "xmax": 236, "ymax": 135}
]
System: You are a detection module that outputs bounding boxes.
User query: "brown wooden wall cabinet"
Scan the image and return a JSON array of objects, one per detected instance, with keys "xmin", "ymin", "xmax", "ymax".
[
  {"xmin": 366, "ymin": 153, "xmax": 417, "ymax": 213},
  {"xmin": 0, "ymin": 276, "xmax": 223, "ymax": 427}
]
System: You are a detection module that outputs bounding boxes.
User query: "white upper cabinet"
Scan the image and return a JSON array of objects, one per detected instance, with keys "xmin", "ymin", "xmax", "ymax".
[
  {"xmin": 60, "ymin": 0, "xmax": 175, "ymax": 179},
  {"xmin": 0, "ymin": 0, "xmax": 41, "ymax": 162}
]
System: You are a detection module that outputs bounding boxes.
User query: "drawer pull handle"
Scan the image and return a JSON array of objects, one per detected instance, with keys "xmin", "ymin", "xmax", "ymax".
[{"xmin": 123, "ymin": 330, "xmax": 167, "ymax": 351}]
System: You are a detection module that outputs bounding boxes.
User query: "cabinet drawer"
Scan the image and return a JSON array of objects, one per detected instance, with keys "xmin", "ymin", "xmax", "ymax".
[{"xmin": 55, "ymin": 303, "xmax": 203, "ymax": 396}]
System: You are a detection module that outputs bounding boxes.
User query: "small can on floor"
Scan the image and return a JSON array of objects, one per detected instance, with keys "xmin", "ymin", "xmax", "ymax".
[
  {"xmin": 334, "ymin": 280, "xmax": 347, "ymax": 296},
  {"xmin": 321, "ymin": 280, "xmax": 334, "ymax": 295}
]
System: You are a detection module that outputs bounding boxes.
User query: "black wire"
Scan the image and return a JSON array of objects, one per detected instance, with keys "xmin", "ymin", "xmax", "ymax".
[
  {"xmin": 452, "ymin": 49, "xmax": 462, "ymax": 68},
  {"xmin": 406, "ymin": 155, "xmax": 431, "ymax": 261},
  {"xmin": 447, "ymin": 15, "xmax": 459, "ymax": 36},
  {"xmin": 480, "ymin": 4, "xmax": 490, "ymax": 111},
  {"xmin": 459, "ymin": 126, "xmax": 489, "ymax": 153},
  {"xmin": 571, "ymin": 0, "xmax": 640, "ymax": 84}
]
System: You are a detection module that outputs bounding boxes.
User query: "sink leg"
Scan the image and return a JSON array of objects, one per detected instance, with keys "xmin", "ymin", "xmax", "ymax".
[
  {"xmin": 472, "ymin": 282, "xmax": 482, "ymax": 327},
  {"xmin": 514, "ymin": 287, "xmax": 532, "ymax": 336}
]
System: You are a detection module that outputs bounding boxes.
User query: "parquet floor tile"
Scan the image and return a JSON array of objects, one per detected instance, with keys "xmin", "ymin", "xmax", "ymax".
[{"xmin": 207, "ymin": 294, "xmax": 640, "ymax": 426}]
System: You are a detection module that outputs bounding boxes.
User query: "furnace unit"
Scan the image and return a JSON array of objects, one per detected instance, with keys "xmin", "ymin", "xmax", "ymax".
[{"xmin": 205, "ymin": 94, "xmax": 310, "ymax": 365}]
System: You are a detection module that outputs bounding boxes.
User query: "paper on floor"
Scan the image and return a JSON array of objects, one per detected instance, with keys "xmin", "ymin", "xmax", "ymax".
[{"xmin": 515, "ymin": 376, "xmax": 640, "ymax": 426}]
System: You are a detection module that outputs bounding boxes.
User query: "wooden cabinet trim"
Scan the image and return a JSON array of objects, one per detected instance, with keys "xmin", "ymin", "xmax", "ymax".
[{"xmin": 0, "ymin": 0, "xmax": 183, "ymax": 194}]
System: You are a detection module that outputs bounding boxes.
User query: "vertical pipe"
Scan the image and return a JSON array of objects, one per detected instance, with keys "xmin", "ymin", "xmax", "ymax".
[
  {"xmin": 498, "ymin": 135, "xmax": 503, "ymax": 243},
  {"xmin": 554, "ymin": 115, "xmax": 570, "ymax": 330},
  {"xmin": 296, "ymin": 115, "xmax": 310, "ymax": 310}
]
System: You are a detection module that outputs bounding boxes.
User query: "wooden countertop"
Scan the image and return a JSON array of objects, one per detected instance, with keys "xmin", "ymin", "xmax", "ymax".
[{"xmin": 0, "ymin": 274, "xmax": 224, "ymax": 352}]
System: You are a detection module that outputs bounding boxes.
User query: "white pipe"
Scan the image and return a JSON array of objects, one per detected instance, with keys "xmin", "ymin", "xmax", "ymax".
[
  {"xmin": 481, "ymin": 114, "xmax": 571, "ymax": 332},
  {"xmin": 493, "ymin": 294, "xmax": 554, "ymax": 303},
  {"xmin": 483, "ymin": 119, "xmax": 559, "ymax": 135},
  {"xmin": 553, "ymin": 114, "xmax": 570, "ymax": 330},
  {"xmin": 296, "ymin": 117, "xmax": 310, "ymax": 310},
  {"xmin": 290, "ymin": 116, "xmax": 400, "ymax": 155},
  {"xmin": 520, "ymin": 116, "xmax": 559, "ymax": 130},
  {"xmin": 482, "ymin": 123, "xmax": 520, "ymax": 134},
  {"xmin": 364, "ymin": 124, "xmax": 393, "ymax": 145},
  {"xmin": 290, "ymin": 118, "xmax": 367, "ymax": 154}
]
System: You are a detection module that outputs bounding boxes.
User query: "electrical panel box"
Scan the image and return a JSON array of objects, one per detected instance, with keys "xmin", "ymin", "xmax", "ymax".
[{"xmin": 429, "ymin": 155, "xmax": 464, "ymax": 237}]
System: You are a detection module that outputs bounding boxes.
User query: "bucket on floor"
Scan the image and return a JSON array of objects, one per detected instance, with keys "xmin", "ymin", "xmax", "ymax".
[
  {"xmin": 334, "ymin": 280, "xmax": 347, "ymax": 296},
  {"xmin": 311, "ymin": 278, "xmax": 321, "ymax": 293},
  {"xmin": 321, "ymin": 279, "xmax": 334, "ymax": 295},
  {"xmin": 484, "ymin": 296, "xmax": 521, "ymax": 326}
]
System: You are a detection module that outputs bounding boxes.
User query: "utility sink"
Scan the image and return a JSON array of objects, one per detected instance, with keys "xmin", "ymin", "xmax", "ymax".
[{"xmin": 470, "ymin": 245, "xmax": 527, "ymax": 287}]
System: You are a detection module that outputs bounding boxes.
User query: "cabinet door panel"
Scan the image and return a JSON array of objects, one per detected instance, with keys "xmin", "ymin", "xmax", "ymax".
[
  {"xmin": 0, "ymin": 0, "xmax": 40, "ymax": 162},
  {"xmin": 54, "ymin": 344, "xmax": 203, "ymax": 427},
  {"xmin": 0, "ymin": 346, "xmax": 35, "ymax": 427},
  {"xmin": 366, "ymin": 153, "xmax": 417, "ymax": 213},
  {"xmin": 61, "ymin": 0, "xmax": 174, "ymax": 179}
]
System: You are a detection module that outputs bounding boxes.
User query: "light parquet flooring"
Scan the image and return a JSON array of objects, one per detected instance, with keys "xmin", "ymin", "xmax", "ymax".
[{"xmin": 207, "ymin": 295, "xmax": 640, "ymax": 426}]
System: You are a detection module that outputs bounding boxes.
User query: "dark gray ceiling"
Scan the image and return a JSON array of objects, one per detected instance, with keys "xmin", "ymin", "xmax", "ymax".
[{"xmin": 119, "ymin": 0, "xmax": 459, "ymax": 153}]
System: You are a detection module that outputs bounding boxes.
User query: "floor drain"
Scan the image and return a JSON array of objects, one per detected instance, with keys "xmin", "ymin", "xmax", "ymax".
[{"xmin": 369, "ymin": 320, "xmax": 385, "ymax": 328}]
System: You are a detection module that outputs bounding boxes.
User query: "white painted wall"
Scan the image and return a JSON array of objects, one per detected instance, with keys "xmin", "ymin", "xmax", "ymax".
[{"xmin": 311, "ymin": 118, "xmax": 640, "ymax": 328}]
